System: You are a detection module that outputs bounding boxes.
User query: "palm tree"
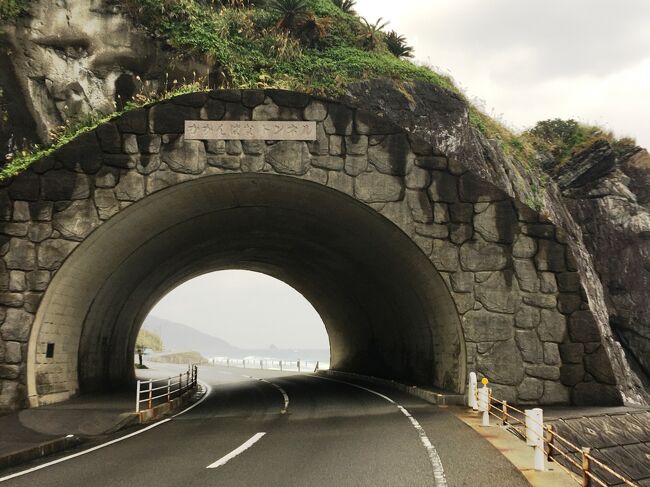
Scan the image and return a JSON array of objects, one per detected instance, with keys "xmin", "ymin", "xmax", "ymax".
[
  {"xmin": 268, "ymin": 0, "xmax": 310, "ymax": 31},
  {"xmin": 331, "ymin": 0, "xmax": 356, "ymax": 14},
  {"xmin": 385, "ymin": 30, "xmax": 414, "ymax": 58},
  {"xmin": 299, "ymin": 14, "xmax": 330, "ymax": 47},
  {"xmin": 359, "ymin": 17, "xmax": 388, "ymax": 51}
]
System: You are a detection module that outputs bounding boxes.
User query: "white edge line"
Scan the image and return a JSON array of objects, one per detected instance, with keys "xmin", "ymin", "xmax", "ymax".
[
  {"xmin": 312, "ymin": 375, "xmax": 448, "ymax": 487},
  {"xmin": 206, "ymin": 432, "xmax": 266, "ymax": 469},
  {"xmin": 0, "ymin": 380, "xmax": 212, "ymax": 483},
  {"xmin": 243, "ymin": 375, "xmax": 290, "ymax": 414}
]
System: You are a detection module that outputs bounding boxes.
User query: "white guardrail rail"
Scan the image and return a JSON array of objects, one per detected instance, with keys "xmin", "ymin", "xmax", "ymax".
[
  {"xmin": 136, "ymin": 365, "xmax": 198, "ymax": 413},
  {"xmin": 467, "ymin": 372, "xmax": 639, "ymax": 487},
  {"xmin": 208, "ymin": 357, "xmax": 329, "ymax": 373}
]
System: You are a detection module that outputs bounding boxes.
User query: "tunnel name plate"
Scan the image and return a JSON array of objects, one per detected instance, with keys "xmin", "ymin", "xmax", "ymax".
[{"xmin": 184, "ymin": 121, "xmax": 317, "ymax": 140}]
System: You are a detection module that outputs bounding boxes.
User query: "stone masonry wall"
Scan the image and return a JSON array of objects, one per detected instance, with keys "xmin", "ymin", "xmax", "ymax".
[{"xmin": 0, "ymin": 89, "xmax": 619, "ymax": 412}]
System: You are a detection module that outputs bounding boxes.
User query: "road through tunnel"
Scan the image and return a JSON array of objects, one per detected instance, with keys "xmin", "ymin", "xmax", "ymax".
[{"xmin": 29, "ymin": 174, "xmax": 465, "ymax": 402}]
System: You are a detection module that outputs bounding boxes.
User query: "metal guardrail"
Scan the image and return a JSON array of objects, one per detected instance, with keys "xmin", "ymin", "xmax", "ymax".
[
  {"xmin": 136, "ymin": 365, "xmax": 198, "ymax": 413},
  {"xmin": 208, "ymin": 357, "xmax": 329, "ymax": 373},
  {"xmin": 467, "ymin": 372, "xmax": 639, "ymax": 487}
]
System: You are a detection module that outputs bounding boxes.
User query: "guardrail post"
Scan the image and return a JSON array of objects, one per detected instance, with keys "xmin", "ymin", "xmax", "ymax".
[
  {"xmin": 525, "ymin": 408, "xmax": 545, "ymax": 471},
  {"xmin": 179, "ymin": 373, "xmax": 183, "ymax": 396},
  {"xmin": 297, "ymin": 360, "xmax": 301, "ymax": 373},
  {"xmin": 243, "ymin": 359, "xmax": 246, "ymax": 369},
  {"xmin": 260, "ymin": 359, "xmax": 263, "ymax": 369},
  {"xmin": 468, "ymin": 372, "xmax": 478, "ymax": 410},
  {"xmin": 279, "ymin": 360, "xmax": 283, "ymax": 372},
  {"xmin": 315, "ymin": 361, "xmax": 319, "ymax": 372},
  {"xmin": 167, "ymin": 378, "xmax": 171, "ymax": 402},
  {"xmin": 185, "ymin": 371, "xmax": 190, "ymax": 392},
  {"xmin": 148, "ymin": 380, "xmax": 153, "ymax": 410},
  {"xmin": 501, "ymin": 400, "xmax": 508, "ymax": 426},
  {"xmin": 227, "ymin": 358, "xmax": 230, "ymax": 367},
  {"xmin": 581, "ymin": 447, "xmax": 591, "ymax": 487},
  {"xmin": 478, "ymin": 385, "xmax": 489, "ymax": 426},
  {"xmin": 135, "ymin": 379, "xmax": 141, "ymax": 413}
]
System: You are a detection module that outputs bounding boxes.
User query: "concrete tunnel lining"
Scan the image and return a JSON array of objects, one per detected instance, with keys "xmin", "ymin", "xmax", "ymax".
[{"xmin": 27, "ymin": 173, "xmax": 465, "ymax": 404}]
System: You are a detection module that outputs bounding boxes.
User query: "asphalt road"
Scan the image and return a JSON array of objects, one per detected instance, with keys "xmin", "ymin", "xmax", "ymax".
[{"xmin": 0, "ymin": 364, "xmax": 529, "ymax": 487}]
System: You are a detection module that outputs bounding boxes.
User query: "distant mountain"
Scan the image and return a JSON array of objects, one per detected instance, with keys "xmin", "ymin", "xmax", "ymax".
[{"xmin": 141, "ymin": 315, "xmax": 330, "ymax": 362}]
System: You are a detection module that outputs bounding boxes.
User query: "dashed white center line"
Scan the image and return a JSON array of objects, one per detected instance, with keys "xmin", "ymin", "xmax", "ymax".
[
  {"xmin": 206, "ymin": 432, "xmax": 266, "ymax": 469},
  {"xmin": 312, "ymin": 375, "xmax": 448, "ymax": 487},
  {"xmin": 244, "ymin": 375, "xmax": 290, "ymax": 414}
]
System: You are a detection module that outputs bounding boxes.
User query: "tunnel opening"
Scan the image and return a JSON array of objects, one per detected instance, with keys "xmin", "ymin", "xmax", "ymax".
[
  {"xmin": 136, "ymin": 269, "xmax": 331, "ymax": 369},
  {"xmin": 27, "ymin": 174, "xmax": 465, "ymax": 406}
]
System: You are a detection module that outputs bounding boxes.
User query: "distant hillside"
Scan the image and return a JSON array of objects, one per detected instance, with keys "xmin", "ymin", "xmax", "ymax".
[{"xmin": 141, "ymin": 316, "xmax": 330, "ymax": 362}]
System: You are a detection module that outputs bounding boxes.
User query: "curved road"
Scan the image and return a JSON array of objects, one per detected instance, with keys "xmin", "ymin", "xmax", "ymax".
[{"xmin": 1, "ymin": 365, "xmax": 529, "ymax": 486}]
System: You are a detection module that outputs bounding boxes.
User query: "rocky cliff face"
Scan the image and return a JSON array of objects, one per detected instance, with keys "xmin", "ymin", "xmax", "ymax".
[
  {"xmin": 1, "ymin": 0, "xmax": 648, "ymax": 404},
  {"xmin": 0, "ymin": 0, "xmax": 209, "ymax": 157}
]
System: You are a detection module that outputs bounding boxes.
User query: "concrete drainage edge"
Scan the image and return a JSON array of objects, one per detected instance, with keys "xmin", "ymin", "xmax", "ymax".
[
  {"xmin": 0, "ymin": 385, "xmax": 206, "ymax": 472},
  {"xmin": 316, "ymin": 369, "xmax": 465, "ymax": 406},
  {"xmin": 0, "ymin": 435, "xmax": 84, "ymax": 471}
]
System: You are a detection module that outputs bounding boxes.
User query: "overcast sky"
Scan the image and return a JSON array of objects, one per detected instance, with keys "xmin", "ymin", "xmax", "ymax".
[
  {"xmin": 149, "ymin": 271, "xmax": 329, "ymax": 350},
  {"xmin": 150, "ymin": 1, "xmax": 649, "ymax": 350},
  {"xmin": 356, "ymin": 0, "xmax": 650, "ymax": 149}
]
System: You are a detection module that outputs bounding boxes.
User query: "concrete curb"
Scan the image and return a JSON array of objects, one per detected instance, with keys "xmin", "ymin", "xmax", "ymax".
[
  {"xmin": 316, "ymin": 369, "xmax": 465, "ymax": 406},
  {"xmin": 0, "ymin": 435, "xmax": 83, "ymax": 471},
  {"xmin": 0, "ymin": 386, "xmax": 204, "ymax": 472}
]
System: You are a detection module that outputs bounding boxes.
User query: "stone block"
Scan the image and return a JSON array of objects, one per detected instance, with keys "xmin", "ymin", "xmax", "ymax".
[
  {"xmin": 415, "ymin": 156, "xmax": 447, "ymax": 170},
  {"xmin": 37, "ymin": 239, "xmax": 78, "ymax": 270},
  {"xmin": 26, "ymin": 271, "xmax": 50, "ymax": 291},
  {"xmin": 540, "ymin": 273, "xmax": 557, "ymax": 293},
  {"xmin": 267, "ymin": 90, "xmax": 310, "ymax": 108},
  {"xmin": 460, "ymin": 241, "xmax": 509, "ymax": 272},
  {"xmin": 265, "ymin": 142, "xmax": 310, "ymax": 175},
  {"xmin": 543, "ymin": 343, "xmax": 561, "ymax": 365},
  {"xmin": 28, "ymin": 223, "xmax": 53, "ymax": 243},
  {"xmin": 344, "ymin": 156, "xmax": 367, "ymax": 177},
  {"xmin": 448, "ymin": 203, "xmax": 473, "ymax": 223},
  {"xmin": 450, "ymin": 272, "xmax": 474, "ymax": 292},
  {"xmin": 242, "ymin": 140, "xmax": 264, "ymax": 155},
  {"xmin": 0, "ymin": 308, "xmax": 33, "ymax": 341},
  {"xmin": 449, "ymin": 224, "xmax": 472, "ymax": 244},
  {"xmin": 559, "ymin": 343, "xmax": 584, "ymax": 364},
  {"xmin": 28, "ymin": 202, "xmax": 53, "ymax": 222},
  {"xmin": 0, "ymin": 365, "xmax": 20, "ymax": 380},
  {"xmin": 513, "ymin": 259, "xmax": 539, "ymax": 292},
  {"xmin": 512, "ymin": 235, "xmax": 536, "ymax": 258},
  {"xmin": 311, "ymin": 156, "xmax": 344, "ymax": 171},
  {"xmin": 516, "ymin": 330, "xmax": 543, "ymax": 363},
  {"xmin": 584, "ymin": 346, "xmax": 616, "ymax": 384},
  {"xmin": 459, "ymin": 174, "xmax": 506, "ymax": 202},
  {"xmin": 368, "ymin": 134, "xmax": 412, "ymax": 176},
  {"xmin": 560, "ymin": 364, "xmax": 584, "ymax": 386},
  {"xmin": 327, "ymin": 172, "xmax": 354, "ymax": 195},
  {"xmin": 522, "ymin": 224, "xmax": 555, "ymax": 239},
  {"xmin": 345, "ymin": 134, "xmax": 368, "ymax": 156},
  {"xmin": 8, "ymin": 172, "xmax": 40, "ymax": 201},
  {"xmin": 473, "ymin": 201, "xmax": 517, "ymax": 243},
  {"xmin": 406, "ymin": 190, "xmax": 433, "ymax": 224},
  {"xmin": 428, "ymin": 171, "xmax": 458, "ymax": 203},
  {"xmin": 41, "ymin": 171, "xmax": 90, "ymax": 201},
  {"xmin": 517, "ymin": 377, "xmax": 544, "ymax": 401},
  {"xmin": 307, "ymin": 124, "xmax": 329, "ymax": 156},
  {"xmin": 463, "ymin": 309, "xmax": 514, "ymax": 342},
  {"xmin": 354, "ymin": 172, "xmax": 403, "ymax": 203},
  {"xmin": 475, "ymin": 271, "xmax": 517, "ymax": 313},
  {"xmin": 525, "ymin": 364, "xmax": 560, "ymax": 380},
  {"xmin": 557, "ymin": 272, "xmax": 580, "ymax": 292},
  {"xmin": 324, "ymin": 104, "xmax": 353, "ymax": 135},
  {"xmin": 535, "ymin": 240, "xmax": 566, "ymax": 272},
  {"xmin": 201, "ymin": 99, "xmax": 226, "ymax": 120},
  {"xmin": 571, "ymin": 383, "xmax": 621, "ymax": 406},
  {"xmin": 5, "ymin": 239, "xmax": 36, "ymax": 271},
  {"xmin": 115, "ymin": 172, "xmax": 145, "ymax": 201},
  {"xmin": 476, "ymin": 340, "xmax": 523, "ymax": 386},
  {"xmin": 415, "ymin": 223, "xmax": 448, "ymax": 239},
  {"xmin": 541, "ymin": 382, "xmax": 570, "ymax": 404},
  {"xmin": 252, "ymin": 99, "xmax": 280, "ymax": 121},
  {"xmin": 95, "ymin": 189, "xmax": 120, "ymax": 220},
  {"xmin": 538, "ymin": 309, "xmax": 567, "ymax": 343},
  {"xmin": 161, "ymin": 137, "xmax": 206, "ymax": 175},
  {"xmin": 405, "ymin": 166, "xmax": 430, "ymax": 190},
  {"xmin": 304, "ymin": 101, "xmax": 328, "ymax": 121},
  {"xmin": 569, "ymin": 311, "xmax": 601, "ymax": 343},
  {"xmin": 116, "ymin": 108, "xmax": 148, "ymax": 134},
  {"xmin": 96, "ymin": 123, "xmax": 122, "ymax": 153},
  {"xmin": 53, "ymin": 200, "xmax": 100, "ymax": 240},
  {"xmin": 208, "ymin": 155, "xmax": 241, "ymax": 170},
  {"xmin": 355, "ymin": 110, "xmax": 395, "ymax": 135},
  {"xmin": 8, "ymin": 271, "xmax": 25, "ymax": 292},
  {"xmin": 149, "ymin": 103, "xmax": 199, "ymax": 133},
  {"xmin": 206, "ymin": 140, "xmax": 226, "ymax": 155},
  {"xmin": 431, "ymin": 240, "xmax": 459, "ymax": 271},
  {"xmin": 522, "ymin": 294, "xmax": 557, "ymax": 309}
]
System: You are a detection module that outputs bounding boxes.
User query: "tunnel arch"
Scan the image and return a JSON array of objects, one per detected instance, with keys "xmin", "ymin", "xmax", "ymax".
[
  {"xmin": 27, "ymin": 174, "xmax": 465, "ymax": 401},
  {"xmin": 0, "ymin": 88, "xmax": 617, "ymax": 411}
]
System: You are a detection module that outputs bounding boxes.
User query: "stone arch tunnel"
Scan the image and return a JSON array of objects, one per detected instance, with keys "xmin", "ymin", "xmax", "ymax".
[{"xmin": 0, "ymin": 89, "xmax": 622, "ymax": 412}]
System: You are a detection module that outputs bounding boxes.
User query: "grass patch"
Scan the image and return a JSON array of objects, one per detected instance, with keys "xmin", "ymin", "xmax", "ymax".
[{"xmin": 0, "ymin": 0, "xmax": 29, "ymax": 21}]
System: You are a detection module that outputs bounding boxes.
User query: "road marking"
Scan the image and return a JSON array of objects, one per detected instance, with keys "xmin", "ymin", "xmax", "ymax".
[
  {"xmin": 244, "ymin": 375, "xmax": 290, "ymax": 414},
  {"xmin": 313, "ymin": 375, "xmax": 448, "ymax": 487},
  {"xmin": 206, "ymin": 432, "xmax": 266, "ymax": 469},
  {"xmin": 0, "ymin": 380, "xmax": 212, "ymax": 483}
]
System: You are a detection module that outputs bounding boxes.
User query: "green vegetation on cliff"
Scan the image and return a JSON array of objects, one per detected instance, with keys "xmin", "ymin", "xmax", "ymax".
[{"xmin": 0, "ymin": 0, "xmax": 637, "ymax": 186}]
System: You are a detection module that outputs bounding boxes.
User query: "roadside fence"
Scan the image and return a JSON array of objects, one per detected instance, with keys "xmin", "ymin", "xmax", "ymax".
[
  {"xmin": 208, "ymin": 357, "xmax": 329, "ymax": 373},
  {"xmin": 135, "ymin": 365, "xmax": 198, "ymax": 413},
  {"xmin": 467, "ymin": 372, "xmax": 639, "ymax": 487}
]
